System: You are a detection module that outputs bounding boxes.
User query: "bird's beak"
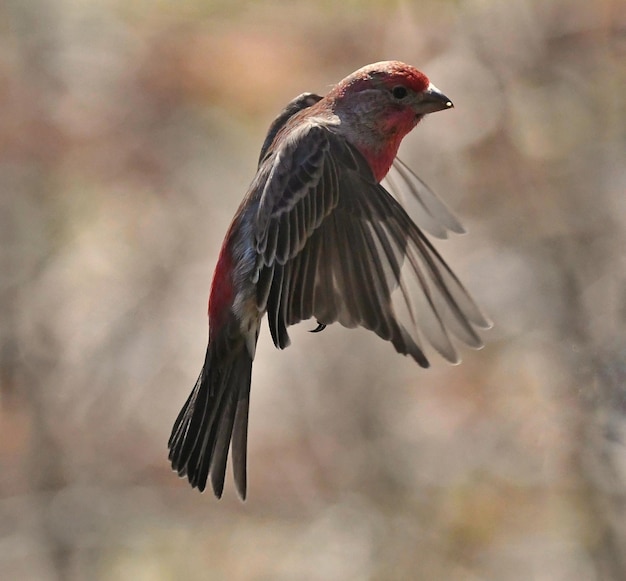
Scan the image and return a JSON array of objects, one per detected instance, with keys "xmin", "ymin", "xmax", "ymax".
[{"xmin": 414, "ymin": 83, "xmax": 454, "ymax": 114}]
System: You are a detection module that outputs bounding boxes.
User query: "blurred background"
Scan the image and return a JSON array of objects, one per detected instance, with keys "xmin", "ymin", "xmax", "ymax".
[{"xmin": 2, "ymin": 0, "xmax": 626, "ymax": 579}]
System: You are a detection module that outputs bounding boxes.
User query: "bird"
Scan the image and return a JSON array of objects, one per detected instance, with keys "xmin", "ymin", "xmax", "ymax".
[{"xmin": 168, "ymin": 61, "xmax": 490, "ymax": 499}]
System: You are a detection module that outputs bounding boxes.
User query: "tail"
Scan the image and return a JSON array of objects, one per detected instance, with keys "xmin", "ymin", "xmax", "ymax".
[{"xmin": 168, "ymin": 340, "xmax": 253, "ymax": 499}]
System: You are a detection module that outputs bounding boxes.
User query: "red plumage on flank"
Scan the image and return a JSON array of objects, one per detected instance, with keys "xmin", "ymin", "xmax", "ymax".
[
  {"xmin": 168, "ymin": 61, "xmax": 490, "ymax": 499},
  {"xmin": 207, "ymin": 242, "xmax": 234, "ymax": 332}
]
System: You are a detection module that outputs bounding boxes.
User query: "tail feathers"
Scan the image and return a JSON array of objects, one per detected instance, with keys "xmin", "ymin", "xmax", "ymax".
[{"xmin": 168, "ymin": 344, "xmax": 252, "ymax": 499}]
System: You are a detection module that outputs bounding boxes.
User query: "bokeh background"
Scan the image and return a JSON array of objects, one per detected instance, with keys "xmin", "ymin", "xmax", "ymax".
[{"xmin": 2, "ymin": 0, "xmax": 626, "ymax": 579}]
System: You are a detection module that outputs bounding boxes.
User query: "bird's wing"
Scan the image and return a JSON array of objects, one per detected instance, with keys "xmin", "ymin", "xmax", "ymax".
[
  {"xmin": 383, "ymin": 157, "xmax": 465, "ymax": 239},
  {"xmin": 258, "ymin": 93, "xmax": 323, "ymax": 166},
  {"xmin": 253, "ymin": 122, "xmax": 490, "ymax": 366}
]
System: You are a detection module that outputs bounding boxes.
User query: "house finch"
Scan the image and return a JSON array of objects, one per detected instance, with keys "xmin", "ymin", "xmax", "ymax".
[{"xmin": 168, "ymin": 61, "xmax": 490, "ymax": 499}]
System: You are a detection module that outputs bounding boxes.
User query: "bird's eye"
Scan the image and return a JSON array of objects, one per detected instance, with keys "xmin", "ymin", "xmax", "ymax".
[{"xmin": 391, "ymin": 86, "xmax": 409, "ymax": 100}]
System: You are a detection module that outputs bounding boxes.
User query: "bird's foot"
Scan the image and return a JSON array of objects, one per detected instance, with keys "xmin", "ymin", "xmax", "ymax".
[{"xmin": 309, "ymin": 321, "xmax": 327, "ymax": 333}]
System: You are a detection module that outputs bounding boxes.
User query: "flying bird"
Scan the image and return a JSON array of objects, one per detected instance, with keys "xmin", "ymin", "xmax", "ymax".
[{"xmin": 168, "ymin": 61, "xmax": 490, "ymax": 499}]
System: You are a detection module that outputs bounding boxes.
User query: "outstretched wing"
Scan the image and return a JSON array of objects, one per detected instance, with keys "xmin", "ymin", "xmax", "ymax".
[
  {"xmin": 383, "ymin": 157, "xmax": 465, "ymax": 239},
  {"xmin": 252, "ymin": 121, "xmax": 489, "ymax": 366}
]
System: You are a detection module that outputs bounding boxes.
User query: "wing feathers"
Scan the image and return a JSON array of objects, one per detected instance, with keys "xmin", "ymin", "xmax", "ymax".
[
  {"xmin": 254, "ymin": 123, "xmax": 487, "ymax": 366},
  {"xmin": 383, "ymin": 157, "xmax": 466, "ymax": 239}
]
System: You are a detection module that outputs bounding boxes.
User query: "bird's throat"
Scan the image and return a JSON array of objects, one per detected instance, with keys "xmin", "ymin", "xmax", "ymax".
[
  {"xmin": 356, "ymin": 112, "xmax": 418, "ymax": 182},
  {"xmin": 357, "ymin": 133, "xmax": 404, "ymax": 183}
]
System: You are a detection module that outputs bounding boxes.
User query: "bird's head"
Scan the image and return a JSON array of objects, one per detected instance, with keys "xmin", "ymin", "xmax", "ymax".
[
  {"xmin": 331, "ymin": 60, "xmax": 453, "ymax": 124},
  {"xmin": 325, "ymin": 61, "xmax": 453, "ymax": 180}
]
